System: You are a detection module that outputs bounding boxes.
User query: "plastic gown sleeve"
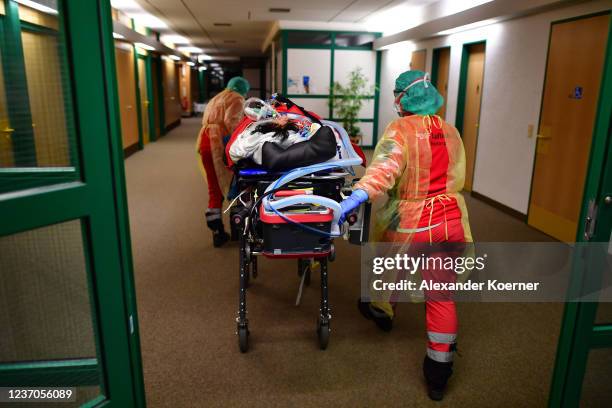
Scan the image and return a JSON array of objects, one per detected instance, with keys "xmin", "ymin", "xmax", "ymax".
[{"xmin": 355, "ymin": 120, "xmax": 407, "ymax": 200}]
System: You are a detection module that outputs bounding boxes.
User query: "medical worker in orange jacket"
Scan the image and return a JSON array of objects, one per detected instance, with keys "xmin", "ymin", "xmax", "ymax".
[
  {"xmin": 196, "ymin": 77, "xmax": 249, "ymax": 247},
  {"xmin": 340, "ymin": 70, "xmax": 473, "ymax": 401}
]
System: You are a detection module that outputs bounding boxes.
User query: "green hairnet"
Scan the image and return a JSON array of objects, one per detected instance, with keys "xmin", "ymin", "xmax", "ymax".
[
  {"xmin": 226, "ymin": 76, "xmax": 250, "ymax": 96},
  {"xmin": 395, "ymin": 70, "xmax": 443, "ymax": 115}
]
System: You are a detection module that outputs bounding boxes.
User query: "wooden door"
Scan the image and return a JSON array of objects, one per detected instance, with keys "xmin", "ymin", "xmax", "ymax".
[
  {"xmin": 528, "ymin": 14, "xmax": 610, "ymax": 242},
  {"xmin": 21, "ymin": 29, "xmax": 70, "ymax": 166},
  {"xmin": 114, "ymin": 45, "xmax": 139, "ymax": 150},
  {"xmin": 0, "ymin": 47, "xmax": 13, "ymax": 167},
  {"xmin": 137, "ymin": 57, "xmax": 149, "ymax": 144},
  {"xmin": 461, "ymin": 43, "xmax": 485, "ymax": 192},
  {"xmin": 410, "ymin": 49, "xmax": 426, "ymax": 71},
  {"xmin": 434, "ymin": 47, "xmax": 450, "ymax": 119}
]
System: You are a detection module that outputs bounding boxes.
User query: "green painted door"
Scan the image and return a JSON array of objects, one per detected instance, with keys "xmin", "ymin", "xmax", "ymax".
[
  {"xmin": 0, "ymin": 0, "xmax": 145, "ymax": 406},
  {"xmin": 549, "ymin": 12, "xmax": 612, "ymax": 407}
]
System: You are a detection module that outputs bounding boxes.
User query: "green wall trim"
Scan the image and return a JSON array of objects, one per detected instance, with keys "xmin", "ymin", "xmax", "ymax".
[
  {"xmin": 372, "ymin": 50, "xmax": 382, "ymax": 146},
  {"xmin": 281, "ymin": 31, "xmax": 288, "ymax": 95},
  {"xmin": 0, "ymin": 358, "xmax": 99, "ymax": 387}
]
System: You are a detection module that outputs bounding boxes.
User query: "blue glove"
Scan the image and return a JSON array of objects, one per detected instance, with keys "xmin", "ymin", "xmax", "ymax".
[{"xmin": 339, "ymin": 189, "xmax": 368, "ymax": 225}]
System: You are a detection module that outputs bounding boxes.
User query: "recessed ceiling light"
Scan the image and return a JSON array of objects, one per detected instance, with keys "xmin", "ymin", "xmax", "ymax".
[
  {"xmin": 161, "ymin": 34, "xmax": 190, "ymax": 44},
  {"xmin": 113, "ymin": 32, "xmax": 125, "ymax": 39},
  {"xmin": 269, "ymin": 8, "xmax": 290, "ymax": 13},
  {"xmin": 198, "ymin": 54, "xmax": 213, "ymax": 62},
  {"xmin": 214, "ymin": 23, "xmax": 232, "ymax": 27},
  {"xmin": 178, "ymin": 46, "xmax": 203, "ymax": 54},
  {"xmin": 135, "ymin": 42, "xmax": 155, "ymax": 51},
  {"xmin": 169, "ymin": 55, "xmax": 181, "ymax": 61},
  {"xmin": 131, "ymin": 13, "xmax": 167, "ymax": 29}
]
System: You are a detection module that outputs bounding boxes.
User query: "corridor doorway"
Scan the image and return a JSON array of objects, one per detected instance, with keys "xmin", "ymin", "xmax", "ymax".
[
  {"xmin": 456, "ymin": 41, "xmax": 486, "ymax": 192},
  {"xmin": 528, "ymin": 12, "xmax": 610, "ymax": 242}
]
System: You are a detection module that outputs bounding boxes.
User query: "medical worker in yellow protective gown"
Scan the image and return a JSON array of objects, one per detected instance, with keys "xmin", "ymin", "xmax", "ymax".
[
  {"xmin": 196, "ymin": 77, "xmax": 249, "ymax": 247},
  {"xmin": 340, "ymin": 70, "xmax": 473, "ymax": 401}
]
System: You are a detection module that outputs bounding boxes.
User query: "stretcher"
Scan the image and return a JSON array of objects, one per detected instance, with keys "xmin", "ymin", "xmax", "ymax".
[{"xmin": 225, "ymin": 95, "xmax": 371, "ymax": 352}]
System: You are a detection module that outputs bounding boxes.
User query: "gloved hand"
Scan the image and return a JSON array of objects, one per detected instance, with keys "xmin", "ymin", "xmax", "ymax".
[{"xmin": 339, "ymin": 189, "xmax": 368, "ymax": 224}]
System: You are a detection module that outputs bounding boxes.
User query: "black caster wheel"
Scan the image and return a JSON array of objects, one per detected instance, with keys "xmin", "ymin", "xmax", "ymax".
[
  {"xmin": 317, "ymin": 320, "xmax": 330, "ymax": 350},
  {"xmin": 238, "ymin": 325, "xmax": 249, "ymax": 353},
  {"xmin": 304, "ymin": 267, "xmax": 311, "ymax": 286},
  {"xmin": 328, "ymin": 244, "xmax": 336, "ymax": 262}
]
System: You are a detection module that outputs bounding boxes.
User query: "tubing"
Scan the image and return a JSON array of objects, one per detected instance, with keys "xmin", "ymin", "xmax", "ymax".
[
  {"xmin": 265, "ymin": 194, "xmax": 342, "ymax": 236},
  {"xmin": 261, "ymin": 120, "xmax": 363, "ymax": 230}
]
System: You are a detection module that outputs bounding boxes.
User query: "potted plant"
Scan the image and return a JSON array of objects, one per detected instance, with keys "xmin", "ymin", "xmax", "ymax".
[{"xmin": 329, "ymin": 68, "xmax": 371, "ymax": 144}]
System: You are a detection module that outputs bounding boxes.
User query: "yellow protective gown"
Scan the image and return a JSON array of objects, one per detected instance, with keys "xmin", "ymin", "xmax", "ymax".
[
  {"xmin": 196, "ymin": 89, "xmax": 245, "ymax": 193},
  {"xmin": 355, "ymin": 115, "xmax": 473, "ymax": 312}
]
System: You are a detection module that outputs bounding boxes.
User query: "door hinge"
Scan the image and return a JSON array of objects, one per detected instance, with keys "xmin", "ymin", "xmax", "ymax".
[
  {"xmin": 129, "ymin": 314, "xmax": 134, "ymax": 335},
  {"xmin": 584, "ymin": 199, "xmax": 598, "ymax": 241}
]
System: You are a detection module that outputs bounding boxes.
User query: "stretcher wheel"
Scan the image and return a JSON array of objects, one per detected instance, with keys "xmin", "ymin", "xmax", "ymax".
[
  {"xmin": 238, "ymin": 325, "xmax": 249, "ymax": 353},
  {"xmin": 317, "ymin": 320, "xmax": 330, "ymax": 350}
]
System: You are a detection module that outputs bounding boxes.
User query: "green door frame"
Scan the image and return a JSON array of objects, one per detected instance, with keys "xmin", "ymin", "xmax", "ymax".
[
  {"xmin": 152, "ymin": 54, "xmax": 166, "ymax": 137},
  {"xmin": 137, "ymin": 53, "xmax": 156, "ymax": 143},
  {"xmin": 548, "ymin": 11, "xmax": 612, "ymax": 407},
  {"xmin": 0, "ymin": 0, "xmax": 145, "ymax": 405},
  {"xmin": 455, "ymin": 40, "xmax": 486, "ymax": 134},
  {"xmin": 431, "ymin": 46, "xmax": 451, "ymax": 89}
]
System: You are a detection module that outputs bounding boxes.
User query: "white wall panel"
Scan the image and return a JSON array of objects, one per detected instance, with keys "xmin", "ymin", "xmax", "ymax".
[
  {"xmin": 333, "ymin": 49, "xmax": 376, "ymax": 93},
  {"xmin": 333, "ymin": 98, "xmax": 374, "ymax": 119},
  {"xmin": 290, "ymin": 97, "xmax": 330, "ymax": 118},
  {"xmin": 287, "ymin": 49, "xmax": 331, "ymax": 94}
]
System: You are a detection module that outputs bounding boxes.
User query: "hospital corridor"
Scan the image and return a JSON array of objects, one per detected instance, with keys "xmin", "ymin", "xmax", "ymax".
[{"xmin": 1, "ymin": 0, "xmax": 612, "ymax": 407}]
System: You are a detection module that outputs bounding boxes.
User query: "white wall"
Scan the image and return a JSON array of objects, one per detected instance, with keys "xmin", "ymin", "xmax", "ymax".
[{"xmin": 378, "ymin": 0, "xmax": 612, "ymax": 214}]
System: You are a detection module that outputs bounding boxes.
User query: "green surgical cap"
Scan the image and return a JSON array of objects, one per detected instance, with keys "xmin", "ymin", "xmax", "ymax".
[
  {"xmin": 395, "ymin": 70, "xmax": 443, "ymax": 115},
  {"xmin": 226, "ymin": 76, "xmax": 250, "ymax": 96}
]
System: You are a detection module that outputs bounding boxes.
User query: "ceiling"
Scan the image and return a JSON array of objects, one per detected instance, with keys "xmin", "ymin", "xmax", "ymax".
[{"xmin": 136, "ymin": 0, "xmax": 439, "ymax": 56}]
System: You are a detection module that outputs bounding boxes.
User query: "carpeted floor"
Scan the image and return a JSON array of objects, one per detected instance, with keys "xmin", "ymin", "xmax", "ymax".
[{"xmin": 125, "ymin": 118, "xmax": 565, "ymax": 407}]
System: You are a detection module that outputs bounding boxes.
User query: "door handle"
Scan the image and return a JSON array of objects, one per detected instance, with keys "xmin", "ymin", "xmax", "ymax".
[
  {"xmin": 126, "ymin": 105, "xmax": 133, "ymax": 109},
  {"xmin": 1, "ymin": 127, "xmax": 15, "ymax": 133},
  {"xmin": 536, "ymin": 134, "xmax": 552, "ymax": 139},
  {"xmin": 604, "ymin": 195, "xmax": 612, "ymax": 206}
]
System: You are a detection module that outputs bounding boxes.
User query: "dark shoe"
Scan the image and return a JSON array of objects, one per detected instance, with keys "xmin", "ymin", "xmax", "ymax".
[
  {"xmin": 213, "ymin": 230, "xmax": 230, "ymax": 247},
  {"xmin": 423, "ymin": 355, "xmax": 453, "ymax": 401},
  {"xmin": 357, "ymin": 298, "xmax": 393, "ymax": 332}
]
